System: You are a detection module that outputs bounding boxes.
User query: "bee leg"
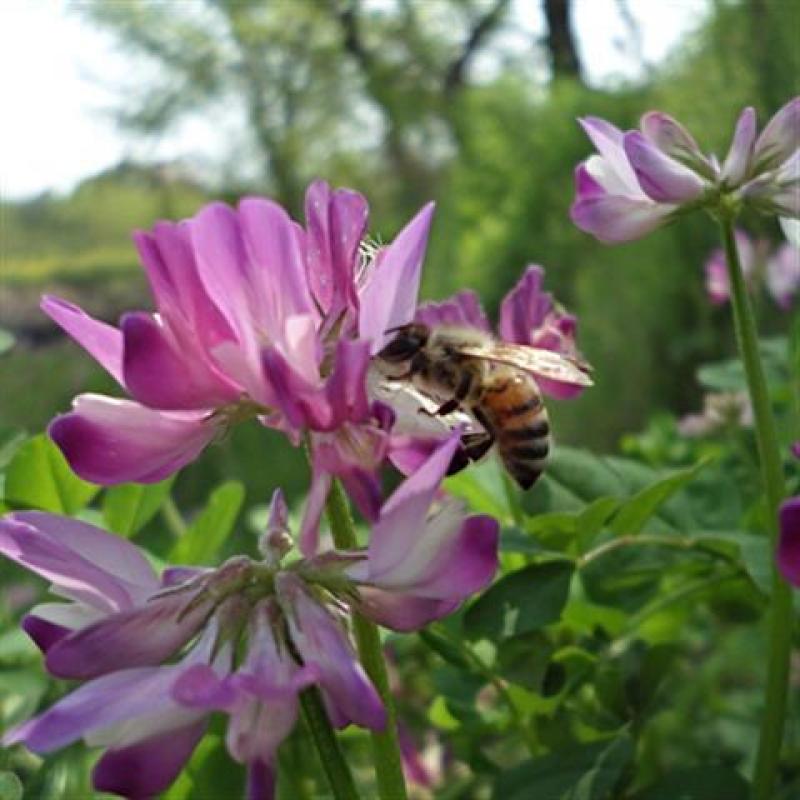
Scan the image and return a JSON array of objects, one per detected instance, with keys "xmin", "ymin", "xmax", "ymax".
[
  {"xmin": 461, "ymin": 431, "xmax": 494, "ymax": 462},
  {"xmin": 431, "ymin": 371, "xmax": 474, "ymax": 417}
]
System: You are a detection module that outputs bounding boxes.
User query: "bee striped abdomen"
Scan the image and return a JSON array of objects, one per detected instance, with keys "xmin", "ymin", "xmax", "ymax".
[{"xmin": 481, "ymin": 371, "xmax": 550, "ymax": 490}]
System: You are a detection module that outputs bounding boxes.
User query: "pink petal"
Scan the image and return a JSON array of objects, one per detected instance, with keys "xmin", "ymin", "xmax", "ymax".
[
  {"xmin": 573, "ymin": 162, "xmax": 607, "ymax": 200},
  {"xmin": 367, "ymin": 434, "xmax": 462, "ymax": 579},
  {"xmin": 246, "ymin": 760, "xmax": 276, "ymax": 800},
  {"xmin": 0, "ymin": 512, "xmax": 157, "ymax": 612},
  {"xmin": 239, "ymin": 196, "xmax": 317, "ymax": 330},
  {"xmin": 766, "ymin": 242, "xmax": 800, "ymax": 309},
  {"xmin": 754, "ymin": 97, "xmax": 800, "ymax": 171},
  {"xmin": 298, "ymin": 469, "xmax": 331, "ymax": 558},
  {"xmin": 640, "ymin": 111, "xmax": 703, "ymax": 163},
  {"xmin": 356, "ymin": 587, "xmax": 458, "ymax": 632},
  {"xmin": 570, "ymin": 194, "xmax": 673, "ymax": 243},
  {"xmin": 777, "ymin": 497, "xmax": 800, "ymax": 586},
  {"xmin": 498, "ymin": 265, "xmax": 552, "ymax": 345},
  {"xmin": 121, "ymin": 312, "xmax": 240, "ymax": 410},
  {"xmin": 324, "ymin": 339, "xmax": 371, "ymax": 426},
  {"xmin": 720, "ymin": 107, "xmax": 757, "ymax": 186},
  {"xmin": 92, "ymin": 720, "xmax": 207, "ymax": 799},
  {"xmin": 304, "ymin": 179, "xmax": 368, "ymax": 317},
  {"xmin": 21, "ymin": 615, "xmax": 70, "ymax": 653},
  {"xmin": 133, "ymin": 222, "xmax": 234, "ymax": 353},
  {"xmin": 45, "ymin": 591, "xmax": 212, "ymax": 679},
  {"xmin": 578, "ymin": 117, "xmax": 641, "ymax": 194},
  {"xmin": 277, "ymin": 573, "xmax": 386, "ymax": 731},
  {"xmin": 49, "ymin": 395, "xmax": 218, "ymax": 485},
  {"xmin": 623, "ymin": 131, "xmax": 706, "ymax": 203},
  {"xmin": 358, "ymin": 203, "xmax": 435, "ymax": 352},
  {"xmin": 416, "ymin": 290, "xmax": 491, "ymax": 332},
  {"xmin": 5, "ymin": 666, "xmax": 183, "ymax": 751},
  {"xmin": 40, "ymin": 296, "xmax": 124, "ymax": 385}
]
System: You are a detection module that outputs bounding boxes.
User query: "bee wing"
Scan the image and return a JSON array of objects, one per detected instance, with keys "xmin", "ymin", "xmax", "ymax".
[{"xmin": 457, "ymin": 344, "xmax": 594, "ymax": 386}]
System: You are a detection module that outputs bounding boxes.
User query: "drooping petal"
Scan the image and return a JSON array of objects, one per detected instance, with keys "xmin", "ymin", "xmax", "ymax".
[
  {"xmin": 498, "ymin": 265, "xmax": 552, "ymax": 345},
  {"xmin": 5, "ymin": 666, "xmax": 187, "ymax": 752},
  {"xmin": 40, "ymin": 296, "xmax": 124, "ymax": 385},
  {"xmin": 355, "ymin": 587, "xmax": 459, "ymax": 632},
  {"xmin": 753, "ymin": 96, "xmax": 800, "ymax": 172},
  {"xmin": 623, "ymin": 131, "xmax": 706, "ymax": 203},
  {"xmin": 720, "ymin": 107, "xmax": 757, "ymax": 186},
  {"xmin": 324, "ymin": 339, "xmax": 371, "ymax": 427},
  {"xmin": 276, "ymin": 573, "xmax": 386, "ymax": 731},
  {"xmin": 366, "ymin": 433, "xmax": 462, "ymax": 581},
  {"xmin": 121, "ymin": 312, "xmax": 241, "ymax": 410},
  {"xmin": 416, "ymin": 290, "xmax": 491, "ymax": 332},
  {"xmin": 49, "ymin": 395, "xmax": 219, "ymax": 485},
  {"xmin": 570, "ymin": 194, "xmax": 673, "ymax": 243},
  {"xmin": 777, "ymin": 497, "xmax": 800, "ymax": 587},
  {"xmin": 45, "ymin": 591, "xmax": 213, "ymax": 679},
  {"xmin": 92, "ymin": 719, "xmax": 207, "ymax": 799},
  {"xmin": 0, "ymin": 512, "xmax": 158, "ymax": 612},
  {"xmin": 361, "ymin": 505, "xmax": 498, "ymax": 601},
  {"xmin": 358, "ymin": 203, "xmax": 435, "ymax": 352},
  {"xmin": 298, "ymin": 469, "xmax": 331, "ymax": 559},
  {"xmin": 21, "ymin": 614, "xmax": 70, "ymax": 653}
]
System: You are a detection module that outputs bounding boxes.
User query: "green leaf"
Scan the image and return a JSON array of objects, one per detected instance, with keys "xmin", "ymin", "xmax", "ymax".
[
  {"xmin": 3, "ymin": 434, "xmax": 98, "ymax": 513},
  {"xmin": 168, "ymin": 481, "xmax": 245, "ymax": 564},
  {"xmin": 567, "ymin": 735, "xmax": 634, "ymax": 800},
  {"xmin": 418, "ymin": 626, "xmax": 473, "ymax": 671},
  {"xmin": 609, "ymin": 458, "xmax": 710, "ymax": 536},
  {"xmin": 103, "ymin": 476, "xmax": 176, "ymax": 538},
  {"xmin": 464, "ymin": 560, "xmax": 574, "ymax": 641},
  {"xmin": 445, "ymin": 458, "xmax": 508, "ymax": 519},
  {"xmin": 493, "ymin": 736, "xmax": 633, "ymax": 800},
  {"xmin": 632, "ymin": 766, "xmax": 749, "ymax": 799},
  {"xmin": 496, "ymin": 631, "xmax": 554, "ymax": 691},
  {"xmin": 0, "ymin": 771, "xmax": 23, "ymax": 800}
]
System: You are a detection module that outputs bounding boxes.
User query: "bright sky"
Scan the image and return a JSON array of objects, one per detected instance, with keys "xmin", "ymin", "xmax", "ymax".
[{"xmin": 0, "ymin": 0, "xmax": 709, "ymax": 200}]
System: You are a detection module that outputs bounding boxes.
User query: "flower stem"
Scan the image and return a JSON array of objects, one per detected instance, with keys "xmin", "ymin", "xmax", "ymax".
[
  {"xmin": 719, "ymin": 217, "xmax": 790, "ymax": 800},
  {"xmin": 300, "ymin": 687, "xmax": 360, "ymax": 800},
  {"xmin": 326, "ymin": 479, "xmax": 409, "ymax": 800}
]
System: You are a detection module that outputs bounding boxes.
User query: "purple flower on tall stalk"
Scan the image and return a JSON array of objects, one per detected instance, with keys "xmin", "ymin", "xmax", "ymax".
[
  {"xmin": 777, "ymin": 497, "xmax": 800, "ymax": 587},
  {"xmin": 765, "ymin": 242, "xmax": 800, "ymax": 309},
  {"xmin": 44, "ymin": 181, "xmax": 434, "ymax": 499},
  {"xmin": 0, "ymin": 434, "xmax": 497, "ymax": 798},
  {"xmin": 571, "ymin": 98, "xmax": 800, "ymax": 243},
  {"xmin": 704, "ymin": 229, "xmax": 759, "ymax": 305}
]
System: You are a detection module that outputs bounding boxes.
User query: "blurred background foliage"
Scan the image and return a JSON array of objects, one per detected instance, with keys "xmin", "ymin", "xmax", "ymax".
[{"xmin": 1, "ymin": 1, "xmax": 800, "ymax": 797}]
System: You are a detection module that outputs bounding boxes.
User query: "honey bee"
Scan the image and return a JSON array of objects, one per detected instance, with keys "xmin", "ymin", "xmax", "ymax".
[{"xmin": 377, "ymin": 323, "xmax": 593, "ymax": 489}]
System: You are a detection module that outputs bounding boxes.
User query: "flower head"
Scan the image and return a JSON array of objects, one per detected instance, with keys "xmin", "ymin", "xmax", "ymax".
[
  {"xmin": 571, "ymin": 99, "xmax": 800, "ymax": 243},
  {"xmin": 1, "ymin": 435, "xmax": 497, "ymax": 798},
  {"xmin": 44, "ymin": 182, "xmax": 435, "ymax": 493}
]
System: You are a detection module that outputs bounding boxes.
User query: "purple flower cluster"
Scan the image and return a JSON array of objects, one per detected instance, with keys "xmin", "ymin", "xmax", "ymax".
[
  {"xmin": 0, "ymin": 434, "xmax": 498, "ymax": 798},
  {"xmin": 42, "ymin": 181, "xmax": 585, "ymax": 550},
  {"xmin": 2, "ymin": 179, "xmax": 593, "ymax": 798},
  {"xmin": 571, "ymin": 98, "xmax": 799, "ymax": 243}
]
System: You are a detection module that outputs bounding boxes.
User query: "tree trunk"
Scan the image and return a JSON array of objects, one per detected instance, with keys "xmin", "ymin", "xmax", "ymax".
[{"xmin": 543, "ymin": 0, "xmax": 582, "ymax": 81}]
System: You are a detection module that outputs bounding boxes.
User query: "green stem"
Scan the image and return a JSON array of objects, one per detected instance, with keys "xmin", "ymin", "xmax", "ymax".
[
  {"xmin": 719, "ymin": 217, "xmax": 791, "ymax": 800},
  {"xmin": 300, "ymin": 687, "xmax": 360, "ymax": 800},
  {"xmin": 160, "ymin": 496, "xmax": 187, "ymax": 538},
  {"xmin": 326, "ymin": 479, "xmax": 408, "ymax": 800}
]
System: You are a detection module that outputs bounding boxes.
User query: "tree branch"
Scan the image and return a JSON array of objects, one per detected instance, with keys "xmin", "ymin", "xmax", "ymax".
[
  {"xmin": 444, "ymin": 0, "xmax": 512, "ymax": 97},
  {"xmin": 542, "ymin": 0, "xmax": 583, "ymax": 81}
]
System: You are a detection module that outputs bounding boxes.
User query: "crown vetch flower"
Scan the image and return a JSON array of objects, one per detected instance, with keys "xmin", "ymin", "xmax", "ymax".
[
  {"xmin": 777, "ymin": 497, "xmax": 800, "ymax": 587},
  {"xmin": 571, "ymin": 98, "xmax": 800, "ymax": 243},
  {"xmin": 765, "ymin": 241, "xmax": 800, "ymax": 309},
  {"xmin": 45, "ymin": 181, "xmax": 434, "ymax": 492},
  {"xmin": 1, "ymin": 435, "xmax": 497, "ymax": 798},
  {"xmin": 415, "ymin": 265, "xmax": 588, "ymax": 399}
]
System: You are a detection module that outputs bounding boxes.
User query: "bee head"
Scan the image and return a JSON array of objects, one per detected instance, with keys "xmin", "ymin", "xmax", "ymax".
[{"xmin": 378, "ymin": 323, "xmax": 430, "ymax": 363}]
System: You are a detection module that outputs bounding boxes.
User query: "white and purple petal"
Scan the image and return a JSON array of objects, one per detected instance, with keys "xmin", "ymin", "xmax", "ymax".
[{"xmin": 49, "ymin": 395, "xmax": 219, "ymax": 485}]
